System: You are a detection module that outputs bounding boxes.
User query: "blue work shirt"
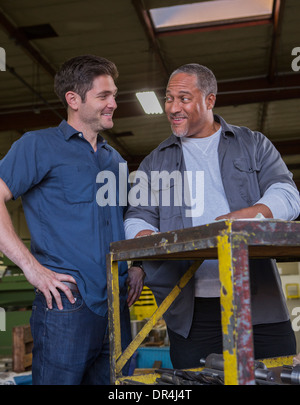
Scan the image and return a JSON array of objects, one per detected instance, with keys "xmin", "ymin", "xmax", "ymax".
[{"xmin": 0, "ymin": 120, "xmax": 128, "ymax": 316}]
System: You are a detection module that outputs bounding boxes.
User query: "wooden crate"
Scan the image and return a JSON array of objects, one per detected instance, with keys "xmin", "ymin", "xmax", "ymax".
[{"xmin": 12, "ymin": 324, "xmax": 33, "ymax": 372}]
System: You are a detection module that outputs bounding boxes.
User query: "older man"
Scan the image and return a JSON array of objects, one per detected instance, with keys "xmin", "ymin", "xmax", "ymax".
[{"xmin": 125, "ymin": 63, "xmax": 300, "ymax": 369}]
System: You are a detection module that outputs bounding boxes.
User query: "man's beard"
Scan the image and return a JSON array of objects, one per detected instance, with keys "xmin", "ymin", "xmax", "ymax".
[{"xmin": 171, "ymin": 125, "xmax": 188, "ymax": 138}]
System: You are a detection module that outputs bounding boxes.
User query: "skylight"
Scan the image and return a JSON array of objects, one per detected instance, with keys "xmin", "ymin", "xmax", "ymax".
[{"xmin": 149, "ymin": 0, "xmax": 274, "ymax": 32}]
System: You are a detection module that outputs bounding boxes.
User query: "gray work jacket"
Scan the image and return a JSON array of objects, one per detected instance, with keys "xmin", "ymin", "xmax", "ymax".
[{"xmin": 125, "ymin": 115, "xmax": 297, "ymax": 337}]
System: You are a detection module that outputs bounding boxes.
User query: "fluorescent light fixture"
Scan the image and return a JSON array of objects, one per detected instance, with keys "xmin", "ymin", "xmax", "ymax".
[
  {"xmin": 136, "ymin": 91, "xmax": 163, "ymax": 114},
  {"xmin": 149, "ymin": 0, "xmax": 274, "ymax": 31}
]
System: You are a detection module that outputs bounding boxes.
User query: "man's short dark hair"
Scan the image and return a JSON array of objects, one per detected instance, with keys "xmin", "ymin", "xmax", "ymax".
[
  {"xmin": 169, "ymin": 63, "xmax": 218, "ymax": 96},
  {"xmin": 54, "ymin": 55, "xmax": 118, "ymax": 108}
]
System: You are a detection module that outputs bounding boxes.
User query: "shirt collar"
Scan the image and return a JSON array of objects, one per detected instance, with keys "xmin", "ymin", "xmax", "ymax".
[
  {"xmin": 58, "ymin": 120, "xmax": 80, "ymax": 140},
  {"xmin": 58, "ymin": 119, "xmax": 108, "ymax": 147}
]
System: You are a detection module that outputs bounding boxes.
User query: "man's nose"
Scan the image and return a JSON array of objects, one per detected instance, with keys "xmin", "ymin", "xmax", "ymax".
[
  {"xmin": 168, "ymin": 99, "xmax": 182, "ymax": 114},
  {"xmin": 108, "ymin": 96, "xmax": 117, "ymax": 110}
]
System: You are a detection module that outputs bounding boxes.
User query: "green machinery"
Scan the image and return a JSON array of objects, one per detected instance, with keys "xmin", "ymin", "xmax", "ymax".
[{"xmin": 0, "ymin": 240, "xmax": 34, "ymax": 357}]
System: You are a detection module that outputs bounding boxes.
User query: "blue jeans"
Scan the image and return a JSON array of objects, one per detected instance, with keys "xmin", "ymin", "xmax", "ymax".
[{"xmin": 30, "ymin": 290, "xmax": 131, "ymax": 385}]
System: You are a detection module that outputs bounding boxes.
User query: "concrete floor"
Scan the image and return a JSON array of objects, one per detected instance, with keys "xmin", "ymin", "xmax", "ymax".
[{"xmin": 286, "ymin": 298, "xmax": 300, "ymax": 353}]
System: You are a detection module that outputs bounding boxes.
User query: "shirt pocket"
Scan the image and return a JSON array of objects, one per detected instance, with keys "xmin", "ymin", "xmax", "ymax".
[
  {"xmin": 59, "ymin": 165, "xmax": 94, "ymax": 203},
  {"xmin": 233, "ymin": 158, "xmax": 261, "ymax": 204}
]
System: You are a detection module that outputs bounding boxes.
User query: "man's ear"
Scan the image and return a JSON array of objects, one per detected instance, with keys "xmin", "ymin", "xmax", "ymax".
[
  {"xmin": 65, "ymin": 91, "xmax": 80, "ymax": 111},
  {"xmin": 206, "ymin": 93, "xmax": 216, "ymax": 110}
]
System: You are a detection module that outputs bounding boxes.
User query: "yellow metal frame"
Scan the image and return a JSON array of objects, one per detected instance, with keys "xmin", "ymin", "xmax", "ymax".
[
  {"xmin": 285, "ymin": 283, "xmax": 300, "ymax": 299},
  {"xmin": 107, "ymin": 256, "xmax": 203, "ymax": 384},
  {"xmin": 107, "ymin": 219, "xmax": 299, "ymax": 385},
  {"xmin": 217, "ymin": 230, "xmax": 239, "ymax": 385}
]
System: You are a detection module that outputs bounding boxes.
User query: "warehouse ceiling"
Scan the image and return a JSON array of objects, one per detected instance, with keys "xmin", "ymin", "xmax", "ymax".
[{"xmin": 0, "ymin": 0, "xmax": 299, "ymax": 188}]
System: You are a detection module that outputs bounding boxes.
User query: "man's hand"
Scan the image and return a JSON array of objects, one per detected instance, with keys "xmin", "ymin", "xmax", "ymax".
[
  {"xmin": 215, "ymin": 203, "xmax": 273, "ymax": 221},
  {"xmin": 126, "ymin": 265, "xmax": 145, "ymax": 307},
  {"xmin": 135, "ymin": 230, "xmax": 157, "ymax": 238},
  {"xmin": 23, "ymin": 263, "xmax": 77, "ymax": 310}
]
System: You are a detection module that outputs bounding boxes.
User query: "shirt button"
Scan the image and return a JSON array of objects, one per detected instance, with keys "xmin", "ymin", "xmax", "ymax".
[{"xmin": 78, "ymin": 133, "xmax": 83, "ymax": 138}]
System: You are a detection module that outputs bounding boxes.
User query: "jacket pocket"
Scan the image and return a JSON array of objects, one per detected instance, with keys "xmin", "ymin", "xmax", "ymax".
[
  {"xmin": 233, "ymin": 158, "xmax": 261, "ymax": 174},
  {"xmin": 233, "ymin": 158, "xmax": 261, "ymax": 205}
]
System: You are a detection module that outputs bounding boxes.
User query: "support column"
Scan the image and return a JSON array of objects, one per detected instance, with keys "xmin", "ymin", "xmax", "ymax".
[
  {"xmin": 107, "ymin": 254, "xmax": 121, "ymax": 384},
  {"xmin": 218, "ymin": 230, "xmax": 255, "ymax": 385}
]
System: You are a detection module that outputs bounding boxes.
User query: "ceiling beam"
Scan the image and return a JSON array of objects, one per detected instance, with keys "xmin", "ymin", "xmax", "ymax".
[
  {"xmin": 156, "ymin": 18, "xmax": 272, "ymax": 37},
  {"xmin": 0, "ymin": 73, "xmax": 299, "ymax": 131},
  {"xmin": 259, "ymin": 0, "xmax": 286, "ymax": 132},
  {"xmin": 5, "ymin": 63, "xmax": 64, "ymax": 120},
  {"xmin": 131, "ymin": 0, "xmax": 170, "ymax": 80},
  {"xmin": 0, "ymin": 8, "xmax": 56, "ymax": 78},
  {"xmin": 273, "ymin": 139, "xmax": 300, "ymax": 156},
  {"xmin": 268, "ymin": 0, "xmax": 286, "ymax": 82},
  {"xmin": 257, "ymin": 102, "xmax": 269, "ymax": 134},
  {"xmin": 214, "ymin": 73, "xmax": 300, "ymax": 107},
  {"xmin": 0, "ymin": 99, "xmax": 147, "ymax": 131},
  {"xmin": 0, "ymin": 109, "xmax": 66, "ymax": 131}
]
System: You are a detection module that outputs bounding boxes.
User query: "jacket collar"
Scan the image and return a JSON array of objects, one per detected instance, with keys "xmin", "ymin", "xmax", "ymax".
[
  {"xmin": 158, "ymin": 114, "xmax": 235, "ymax": 151},
  {"xmin": 214, "ymin": 114, "xmax": 235, "ymax": 138}
]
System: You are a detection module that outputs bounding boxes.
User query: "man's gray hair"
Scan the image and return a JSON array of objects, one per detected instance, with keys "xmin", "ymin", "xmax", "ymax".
[{"xmin": 169, "ymin": 64, "xmax": 218, "ymax": 96}]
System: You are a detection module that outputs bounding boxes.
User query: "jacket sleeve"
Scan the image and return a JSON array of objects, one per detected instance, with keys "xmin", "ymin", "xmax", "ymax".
[
  {"xmin": 255, "ymin": 131, "xmax": 297, "ymax": 193},
  {"xmin": 125, "ymin": 154, "xmax": 160, "ymax": 230},
  {"xmin": 255, "ymin": 182, "xmax": 300, "ymax": 220}
]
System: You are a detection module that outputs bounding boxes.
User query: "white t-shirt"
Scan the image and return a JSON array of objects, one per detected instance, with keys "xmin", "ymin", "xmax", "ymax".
[{"xmin": 181, "ymin": 128, "xmax": 225, "ymax": 296}]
